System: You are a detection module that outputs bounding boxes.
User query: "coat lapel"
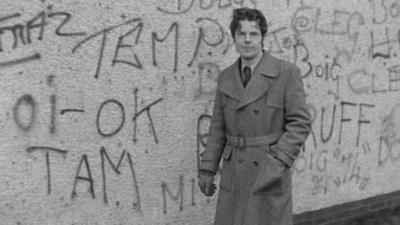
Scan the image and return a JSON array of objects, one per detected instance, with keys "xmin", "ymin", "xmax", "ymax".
[
  {"xmin": 237, "ymin": 52, "xmax": 280, "ymax": 109},
  {"xmin": 218, "ymin": 58, "xmax": 243, "ymax": 101}
]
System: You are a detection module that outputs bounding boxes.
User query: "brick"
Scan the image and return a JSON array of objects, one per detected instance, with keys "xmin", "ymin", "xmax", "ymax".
[
  {"xmin": 360, "ymin": 215, "xmax": 378, "ymax": 225},
  {"xmin": 324, "ymin": 218, "xmax": 354, "ymax": 225},
  {"xmin": 348, "ymin": 206, "xmax": 369, "ymax": 218},
  {"xmin": 361, "ymin": 195, "xmax": 385, "ymax": 205},
  {"xmin": 386, "ymin": 197, "xmax": 400, "ymax": 208},
  {"xmin": 295, "ymin": 219, "xmax": 315, "ymax": 225},
  {"xmin": 369, "ymin": 201, "xmax": 386, "ymax": 211},
  {"xmin": 321, "ymin": 223, "xmax": 339, "ymax": 225},
  {"xmin": 295, "ymin": 210, "xmax": 323, "ymax": 222},
  {"xmin": 293, "ymin": 214, "xmax": 308, "ymax": 222},
  {"xmin": 315, "ymin": 214, "xmax": 338, "ymax": 225},
  {"xmin": 337, "ymin": 201, "xmax": 365, "ymax": 211},
  {"xmin": 319, "ymin": 222, "xmax": 340, "ymax": 225},
  {"xmin": 393, "ymin": 205, "xmax": 400, "ymax": 215},
  {"xmin": 385, "ymin": 213, "xmax": 400, "ymax": 225},
  {"xmin": 377, "ymin": 210, "xmax": 396, "ymax": 225},
  {"xmin": 344, "ymin": 220, "xmax": 362, "ymax": 225},
  {"xmin": 295, "ymin": 191, "xmax": 400, "ymax": 225},
  {"xmin": 337, "ymin": 209, "xmax": 352, "ymax": 218},
  {"xmin": 322, "ymin": 205, "xmax": 342, "ymax": 214}
]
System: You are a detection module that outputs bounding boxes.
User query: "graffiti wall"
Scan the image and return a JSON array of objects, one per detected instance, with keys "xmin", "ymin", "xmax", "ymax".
[{"xmin": 1, "ymin": 0, "xmax": 400, "ymax": 224}]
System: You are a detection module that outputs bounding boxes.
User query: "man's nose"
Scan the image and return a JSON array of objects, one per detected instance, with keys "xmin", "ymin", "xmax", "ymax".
[{"xmin": 244, "ymin": 34, "xmax": 251, "ymax": 42}]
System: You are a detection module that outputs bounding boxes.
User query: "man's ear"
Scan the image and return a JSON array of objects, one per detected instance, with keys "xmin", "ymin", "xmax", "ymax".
[{"xmin": 261, "ymin": 35, "xmax": 266, "ymax": 48}]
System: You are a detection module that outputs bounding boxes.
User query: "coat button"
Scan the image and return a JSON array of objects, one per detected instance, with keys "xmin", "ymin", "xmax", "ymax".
[{"xmin": 237, "ymin": 158, "xmax": 244, "ymax": 163}]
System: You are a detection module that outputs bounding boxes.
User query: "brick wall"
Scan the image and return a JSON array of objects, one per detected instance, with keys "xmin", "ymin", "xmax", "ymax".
[{"xmin": 294, "ymin": 190, "xmax": 400, "ymax": 225}]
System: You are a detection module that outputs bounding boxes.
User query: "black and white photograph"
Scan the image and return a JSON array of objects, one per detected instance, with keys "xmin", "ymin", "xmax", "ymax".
[{"xmin": 0, "ymin": 0, "xmax": 399, "ymax": 224}]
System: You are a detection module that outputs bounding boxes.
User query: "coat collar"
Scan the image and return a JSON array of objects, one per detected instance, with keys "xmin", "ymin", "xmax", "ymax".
[{"xmin": 218, "ymin": 52, "xmax": 280, "ymax": 109}]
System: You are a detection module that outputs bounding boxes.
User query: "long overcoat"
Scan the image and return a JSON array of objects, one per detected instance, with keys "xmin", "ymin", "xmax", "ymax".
[{"xmin": 200, "ymin": 52, "xmax": 311, "ymax": 225}]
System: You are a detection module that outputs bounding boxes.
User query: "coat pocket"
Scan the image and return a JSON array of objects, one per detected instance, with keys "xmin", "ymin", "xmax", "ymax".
[
  {"xmin": 219, "ymin": 146, "xmax": 233, "ymax": 192},
  {"xmin": 251, "ymin": 149, "xmax": 286, "ymax": 196}
]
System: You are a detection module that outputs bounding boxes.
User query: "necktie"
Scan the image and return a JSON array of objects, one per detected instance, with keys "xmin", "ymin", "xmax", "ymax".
[{"xmin": 243, "ymin": 66, "xmax": 251, "ymax": 88}]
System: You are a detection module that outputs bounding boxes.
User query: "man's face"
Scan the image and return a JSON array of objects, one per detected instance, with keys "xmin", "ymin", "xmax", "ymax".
[{"xmin": 234, "ymin": 20, "xmax": 263, "ymax": 61}]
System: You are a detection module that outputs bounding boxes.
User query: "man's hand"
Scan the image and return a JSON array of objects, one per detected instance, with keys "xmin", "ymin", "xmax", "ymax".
[{"xmin": 198, "ymin": 174, "xmax": 216, "ymax": 196}]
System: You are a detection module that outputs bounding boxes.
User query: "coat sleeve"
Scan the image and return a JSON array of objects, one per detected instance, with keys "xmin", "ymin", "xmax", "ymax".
[
  {"xmin": 199, "ymin": 88, "xmax": 227, "ymax": 175},
  {"xmin": 270, "ymin": 66, "xmax": 311, "ymax": 168}
]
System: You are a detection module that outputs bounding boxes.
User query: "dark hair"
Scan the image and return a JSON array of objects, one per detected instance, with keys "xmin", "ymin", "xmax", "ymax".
[{"xmin": 229, "ymin": 7, "xmax": 268, "ymax": 40}]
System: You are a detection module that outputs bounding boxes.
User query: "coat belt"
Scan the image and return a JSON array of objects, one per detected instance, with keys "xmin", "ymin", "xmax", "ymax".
[{"xmin": 226, "ymin": 133, "xmax": 282, "ymax": 147}]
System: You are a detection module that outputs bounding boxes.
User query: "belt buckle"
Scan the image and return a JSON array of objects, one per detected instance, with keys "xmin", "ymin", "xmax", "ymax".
[{"xmin": 237, "ymin": 136, "xmax": 246, "ymax": 147}]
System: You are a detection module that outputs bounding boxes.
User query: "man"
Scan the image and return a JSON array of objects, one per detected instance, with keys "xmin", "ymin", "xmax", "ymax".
[{"xmin": 198, "ymin": 7, "xmax": 311, "ymax": 225}]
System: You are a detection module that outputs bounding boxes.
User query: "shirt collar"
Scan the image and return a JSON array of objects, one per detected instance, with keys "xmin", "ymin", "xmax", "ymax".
[{"xmin": 240, "ymin": 50, "xmax": 263, "ymax": 75}]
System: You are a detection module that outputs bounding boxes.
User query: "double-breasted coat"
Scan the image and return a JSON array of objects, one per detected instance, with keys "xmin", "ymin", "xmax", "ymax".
[{"xmin": 200, "ymin": 52, "xmax": 311, "ymax": 225}]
